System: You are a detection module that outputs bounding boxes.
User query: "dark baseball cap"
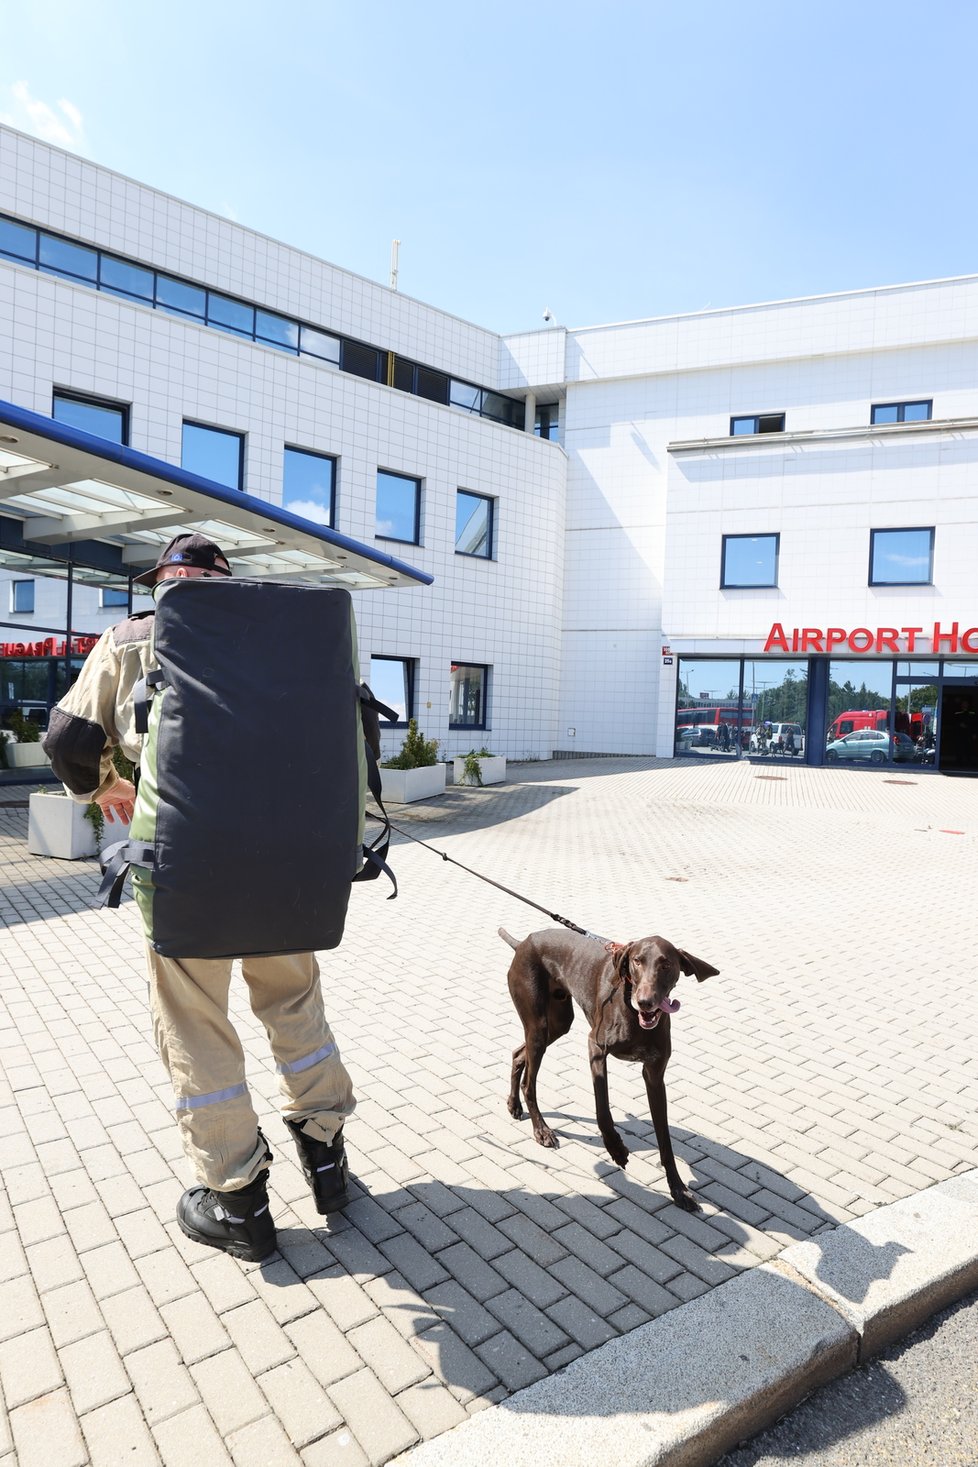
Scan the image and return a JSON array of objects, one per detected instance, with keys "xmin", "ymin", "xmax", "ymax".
[{"xmin": 133, "ymin": 532, "xmax": 232, "ymax": 587}]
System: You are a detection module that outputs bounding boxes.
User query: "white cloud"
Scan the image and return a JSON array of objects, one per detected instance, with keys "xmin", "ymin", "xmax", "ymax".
[
  {"xmin": 5, "ymin": 81, "xmax": 85, "ymax": 151},
  {"xmin": 284, "ymin": 498, "xmax": 332, "ymax": 526}
]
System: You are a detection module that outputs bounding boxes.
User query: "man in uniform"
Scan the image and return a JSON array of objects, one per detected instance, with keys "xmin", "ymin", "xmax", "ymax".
[{"xmin": 44, "ymin": 532, "xmax": 356, "ymax": 1262}]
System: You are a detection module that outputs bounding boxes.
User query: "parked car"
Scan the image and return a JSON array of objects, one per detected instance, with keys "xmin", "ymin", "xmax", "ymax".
[
  {"xmin": 676, "ymin": 725, "xmax": 717, "ymax": 749},
  {"xmin": 825, "ymin": 730, "xmax": 915, "ymax": 764}
]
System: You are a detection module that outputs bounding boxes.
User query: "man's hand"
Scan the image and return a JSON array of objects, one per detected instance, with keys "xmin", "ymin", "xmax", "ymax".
[{"xmin": 95, "ymin": 779, "xmax": 136, "ymax": 825}]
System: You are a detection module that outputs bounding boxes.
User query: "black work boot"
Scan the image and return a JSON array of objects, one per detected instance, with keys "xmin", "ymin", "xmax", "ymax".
[
  {"xmin": 285, "ymin": 1118, "xmax": 349, "ymax": 1214},
  {"xmin": 176, "ymin": 1169, "xmax": 277, "ymax": 1262}
]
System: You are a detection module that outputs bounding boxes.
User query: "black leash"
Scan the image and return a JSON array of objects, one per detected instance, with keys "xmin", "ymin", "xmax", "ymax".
[{"xmin": 384, "ymin": 818, "xmax": 610, "ymax": 944}]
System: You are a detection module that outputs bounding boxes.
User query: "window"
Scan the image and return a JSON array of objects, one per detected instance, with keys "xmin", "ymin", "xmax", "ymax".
[
  {"xmin": 207, "ymin": 291, "xmax": 254, "ymax": 338},
  {"xmin": 870, "ymin": 527, "xmax": 934, "ymax": 586},
  {"xmin": 38, "ymin": 234, "xmax": 98, "ymax": 283},
  {"xmin": 450, "ymin": 662, "xmax": 489, "ymax": 729},
  {"xmin": 871, "ymin": 400, "xmax": 932, "ymax": 425},
  {"xmin": 53, "ymin": 390, "xmax": 129, "ymax": 445},
  {"xmin": 256, "ymin": 310, "xmax": 299, "ymax": 352},
  {"xmin": 730, "ymin": 413, "xmax": 785, "ymax": 436},
  {"xmin": 299, "ymin": 326, "xmax": 341, "ymax": 365},
  {"xmin": 156, "ymin": 274, "xmax": 206, "ymax": 320},
  {"xmin": 100, "ymin": 587, "xmax": 130, "ymax": 609},
  {"xmin": 99, "ymin": 255, "xmax": 154, "ymax": 303},
  {"xmin": 182, "ymin": 422, "xmax": 244, "ymax": 491},
  {"xmin": 283, "ymin": 447, "xmax": 336, "ymax": 528},
  {"xmin": 376, "ymin": 470, "xmax": 421, "ymax": 544},
  {"xmin": 721, "ymin": 534, "xmax": 779, "ymax": 588},
  {"xmin": 0, "ymin": 217, "xmax": 37, "ymax": 263},
  {"xmin": 369, "ymin": 656, "xmax": 414, "ymax": 725},
  {"xmin": 534, "ymin": 404, "xmax": 559, "ymax": 441},
  {"xmin": 11, "ymin": 581, "xmax": 35, "ymax": 614},
  {"xmin": 455, "ymin": 491, "xmax": 494, "ymax": 558}
]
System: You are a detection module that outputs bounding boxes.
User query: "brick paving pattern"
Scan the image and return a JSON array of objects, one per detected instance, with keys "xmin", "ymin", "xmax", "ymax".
[{"xmin": 1, "ymin": 758, "xmax": 977, "ymax": 1464}]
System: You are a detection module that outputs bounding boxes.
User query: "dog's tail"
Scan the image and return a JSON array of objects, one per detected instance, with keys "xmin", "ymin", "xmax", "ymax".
[{"xmin": 497, "ymin": 926, "xmax": 520, "ymax": 950}]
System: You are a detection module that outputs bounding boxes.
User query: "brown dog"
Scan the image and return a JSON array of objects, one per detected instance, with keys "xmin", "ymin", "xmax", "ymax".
[{"xmin": 501, "ymin": 927, "xmax": 718, "ymax": 1211}]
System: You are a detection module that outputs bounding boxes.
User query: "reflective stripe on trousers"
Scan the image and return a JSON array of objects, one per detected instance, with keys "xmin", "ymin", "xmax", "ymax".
[{"xmin": 147, "ymin": 945, "xmax": 356, "ymax": 1189}]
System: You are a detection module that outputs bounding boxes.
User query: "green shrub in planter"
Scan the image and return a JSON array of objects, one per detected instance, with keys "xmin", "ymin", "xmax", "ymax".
[
  {"xmin": 7, "ymin": 711, "xmax": 41, "ymax": 743},
  {"xmin": 460, "ymin": 746, "xmax": 493, "ymax": 786},
  {"xmin": 381, "ymin": 719, "xmax": 439, "ymax": 770}
]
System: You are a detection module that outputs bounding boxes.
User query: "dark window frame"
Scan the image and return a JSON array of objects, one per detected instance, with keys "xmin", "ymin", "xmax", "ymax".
[
  {"xmin": 368, "ymin": 655, "xmax": 415, "ymax": 729},
  {"xmin": 870, "ymin": 400, "xmax": 933, "ymax": 425},
  {"xmin": 283, "ymin": 445, "xmax": 337, "ymax": 530},
  {"xmin": 730, "ymin": 413, "xmax": 786, "ymax": 436},
  {"xmin": 181, "ymin": 420, "xmax": 245, "ymax": 493},
  {"xmin": 869, "ymin": 527, "xmax": 935, "ymax": 587},
  {"xmin": 449, "ymin": 661, "xmax": 490, "ymax": 731},
  {"xmin": 52, "ymin": 388, "xmax": 131, "ymax": 446},
  {"xmin": 454, "ymin": 490, "xmax": 495, "ymax": 560},
  {"xmin": 721, "ymin": 533, "xmax": 780, "ymax": 589},
  {"xmin": 375, "ymin": 469, "xmax": 422, "ymax": 547}
]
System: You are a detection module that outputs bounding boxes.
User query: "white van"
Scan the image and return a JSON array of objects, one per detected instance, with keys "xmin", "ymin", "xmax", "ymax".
[{"xmin": 768, "ymin": 722, "xmax": 805, "ymax": 755}]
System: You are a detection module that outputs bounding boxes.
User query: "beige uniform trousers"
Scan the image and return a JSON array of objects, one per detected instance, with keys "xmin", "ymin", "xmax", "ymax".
[{"xmin": 146, "ymin": 945, "xmax": 355, "ymax": 1191}]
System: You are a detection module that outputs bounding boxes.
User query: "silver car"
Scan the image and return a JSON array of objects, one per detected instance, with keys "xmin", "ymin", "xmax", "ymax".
[{"xmin": 825, "ymin": 729, "xmax": 915, "ymax": 764}]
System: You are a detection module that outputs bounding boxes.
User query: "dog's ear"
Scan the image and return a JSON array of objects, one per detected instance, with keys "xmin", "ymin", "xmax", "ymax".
[
  {"xmin": 610, "ymin": 943, "xmax": 631, "ymax": 985},
  {"xmin": 677, "ymin": 950, "xmax": 719, "ymax": 983}
]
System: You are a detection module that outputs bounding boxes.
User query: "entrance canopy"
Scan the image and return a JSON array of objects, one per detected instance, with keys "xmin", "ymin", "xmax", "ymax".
[{"xmin": 0, "ymin": 398, "xmax": 432, "ymax": 590}]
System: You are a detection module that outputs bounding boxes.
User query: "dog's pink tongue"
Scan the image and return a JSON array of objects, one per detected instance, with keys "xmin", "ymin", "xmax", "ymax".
[{"xmin": 659, "ymin": 997, "xmax": 681, "ymax": 1014}]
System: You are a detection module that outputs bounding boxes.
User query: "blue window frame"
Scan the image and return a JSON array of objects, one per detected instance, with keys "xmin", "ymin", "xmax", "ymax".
[
  {"xmin": 182, "ymin": 421, "xmax": 244, "ymax": 491},
  {"xmin": 369, "ymin": 656, "xmax": 414, "ymax": 726},
  {"xmin": 871, "ymin": 400, "xmax": 932, "ymax": 425},
  {"xmin": 721, "ymin": 534, "xmax": 779, "ymax": 588},
  {"xmin": 101, "ymin": 587, "xmax": 130, "ymax": 609},
  {"xmin": 376, "ymin": 470, "xmax": 421, "ymax": 544},
  {"xmin": 11, "ymin": 581, "xmax": 35, "ymax": 614},
  {"xmin": 53, "ymin": 390, "xmax": 129, "ymax": 445},
  {"xmin": 869, "ymin": 527, "xmax": 934, "ymax": 586},
  {"xmin": 731, "ymin": 413, "xmax": 785, "ymax": 436},
  {"xmin": 450, "ymin": 662, "xmax": 489, "ymax": 730},
  {"xmin": 283, "ymin": 447, "xmax": 336, "ymax": 528},
  {"xmin": 455, "ymin": 491, "xmax": 494, "ymax": 558}
]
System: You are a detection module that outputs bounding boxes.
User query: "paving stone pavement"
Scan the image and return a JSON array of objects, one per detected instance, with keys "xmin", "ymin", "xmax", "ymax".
[{"xmin": 1, "ymin": 757, "xmax": 977, "ymax": 1466}]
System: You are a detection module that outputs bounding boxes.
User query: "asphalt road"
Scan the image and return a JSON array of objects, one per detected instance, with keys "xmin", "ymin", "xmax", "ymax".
[{"xmin": 716, "ymin": 1289, "xmax": 978, "ymax": 1466}]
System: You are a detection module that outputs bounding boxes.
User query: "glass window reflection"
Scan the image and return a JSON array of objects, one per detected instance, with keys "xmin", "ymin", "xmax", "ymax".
[
  {"xmin": 369, "ymin": 656, "xmax": 412, "ymax": 725},
  {"xmin": 455, "ymin": 491, "xmax": 493, "ymax": 557},
  {"xmin": 283, "ymin": 447, "xmax": 335, "ymax": 528},
  {"xmin": 376, "ymin": 470, "xmax": 420, "ymax": 544},
  {"xmin": 181, "ymin": 422, "xmax": 244, "ymax": 490}
]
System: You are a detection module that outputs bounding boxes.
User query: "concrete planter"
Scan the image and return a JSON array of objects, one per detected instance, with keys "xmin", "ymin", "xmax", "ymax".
[
  {"xmin": 380, "ymin": 763, "xmax": 446, "ymax": 805},
  {"xmin": 453, "ymin": 755, "xmax": 507, "ymax": 786},
  {"xmin": 7, "ymin": 742, "xmax": 51, "ymax": 768},
  {"xmin": 27, "ymin": 792, "xmax": 129, "ymax": 860}
]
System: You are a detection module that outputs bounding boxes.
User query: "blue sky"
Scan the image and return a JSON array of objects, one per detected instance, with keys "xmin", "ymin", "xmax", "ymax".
[{"xmin": 3, "ymin": 1, "xmax": 977, "ymax": 334}]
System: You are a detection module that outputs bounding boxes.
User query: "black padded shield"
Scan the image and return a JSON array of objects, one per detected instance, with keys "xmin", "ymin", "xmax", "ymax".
[{"xmin": 142, "ymin": 579, "xmax": 361, "ymax": 959}]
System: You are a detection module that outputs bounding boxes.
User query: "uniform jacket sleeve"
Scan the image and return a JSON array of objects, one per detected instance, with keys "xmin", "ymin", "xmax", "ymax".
[{"xmin": 42, "ymin": 617, "xmax": 153, "ymax": 801}]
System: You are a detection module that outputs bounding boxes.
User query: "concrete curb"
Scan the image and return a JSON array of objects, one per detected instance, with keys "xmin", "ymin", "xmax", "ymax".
[{"xmin": 392, "ymin": 1170, "xmax": 978, "ymax": 1467}]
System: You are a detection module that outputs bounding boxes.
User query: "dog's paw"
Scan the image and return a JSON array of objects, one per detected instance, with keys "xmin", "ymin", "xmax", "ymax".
[
  {"xmin": 507, "ymin": 1098, "xmax": 524, "ymax": 1120},
  {"xmin": 671, "ymin": 1185, "xmax": 700, "ymax": 1213},
  {"xmin": 606, "ymin": 1137, "xmax": 630, "ymax": 1168},
  {"xmin": 534, "ymin": 1126, "xmax": 560, "ymax": 1149}
]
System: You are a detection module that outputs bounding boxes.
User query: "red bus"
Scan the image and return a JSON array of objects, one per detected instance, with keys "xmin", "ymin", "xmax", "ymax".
[{"xmin": 675, "ymin": 705, "xmax": 752, "ymax": 749}]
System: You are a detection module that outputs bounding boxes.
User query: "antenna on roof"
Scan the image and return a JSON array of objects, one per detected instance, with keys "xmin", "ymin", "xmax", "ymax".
[{"xmin": 390, "ymin": 239, "xmax": 400, "ymax": 291}]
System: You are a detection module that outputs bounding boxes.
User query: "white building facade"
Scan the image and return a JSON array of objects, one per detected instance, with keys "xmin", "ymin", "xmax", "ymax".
[{"xmin": 2, "ymin": 126, "xmax": 976, "ymax": 773}]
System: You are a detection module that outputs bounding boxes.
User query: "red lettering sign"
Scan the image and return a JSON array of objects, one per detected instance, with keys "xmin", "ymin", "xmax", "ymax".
[{"xmin": 763, "ymin": 624, "xmax": 978, "ymax": 655}]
